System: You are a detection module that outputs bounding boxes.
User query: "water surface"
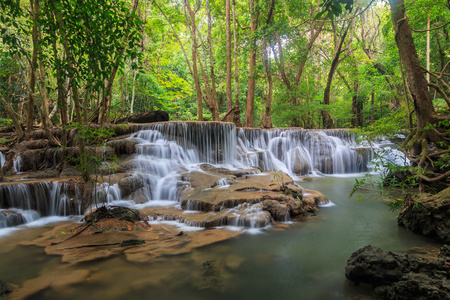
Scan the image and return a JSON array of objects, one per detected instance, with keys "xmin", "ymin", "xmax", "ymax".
[{"xmin": 0, "ymin": 176, "xmax": 440, "ymax": 300}]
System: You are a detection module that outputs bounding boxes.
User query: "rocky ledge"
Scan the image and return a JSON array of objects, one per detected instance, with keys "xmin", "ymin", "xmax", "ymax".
[
  {"xmin": 398, "ymin": 187, "xmax": 450, "ymax": 243},
  {"xmin": 345, "ymin": 245, "xmax": 450, "ymax": 299}
]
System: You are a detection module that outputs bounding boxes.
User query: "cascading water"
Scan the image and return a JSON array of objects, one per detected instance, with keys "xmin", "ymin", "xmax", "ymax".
[
  {"xmin": 237, "ymin": 128, "xmax": 372, "ymax": 176},
  {"xmin": 1, "ymin": 122, "xmax": 377, "ymax": 231},
  {"xmin": 13, "ymin": 155, "xmax": 21, "ymax": 174},
  {"xmin": 0, "ymin": 208, "xmax": 40, "ymax": 228},
  {"xmin": 0, "ymin": 151, "xmax": 5, "ymax": 168},
  {"xmin": 0, "ymin": 181, "xmax": 82, "ymax": 226}
]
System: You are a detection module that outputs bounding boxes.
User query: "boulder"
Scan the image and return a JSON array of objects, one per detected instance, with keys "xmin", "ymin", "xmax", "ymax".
[
  {"xmin": 289, "ymin": 147, "xmax": 311, "ymax": 175},
  {"xmin": 262, "ymin": 200, "xmax": 290, "ymax": 221},
  {"xmin": 106, "ymin": 139, "xmax": 138, "ymax": 156},
  {"xmin": 398, "ymin": 188, "xmax": 450, "ymax": 243},
  {"xmin": 114, "ymin": 110, "xmax": 169, "ymax": 124},
  {"xmin": 303, "ymin": 189, "xmax": 329, "ymax": 207},
  {"xmin": 118, "ymin": 175, "xmax": 145, "ymax": 198},
  {"xmin": 345, "ymin": 245, "xmax": 450, "ymax": 299}
]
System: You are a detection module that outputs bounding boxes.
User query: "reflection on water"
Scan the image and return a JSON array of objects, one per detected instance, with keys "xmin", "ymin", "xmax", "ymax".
[{"xmin": 0, "ymin": 176, "xmax": 441, "ymax": 300}]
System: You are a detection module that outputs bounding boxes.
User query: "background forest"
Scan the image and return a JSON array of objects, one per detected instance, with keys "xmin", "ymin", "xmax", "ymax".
[{"xmin": 0, "ymin": 0, "xmax": 449, "ymax": 133}]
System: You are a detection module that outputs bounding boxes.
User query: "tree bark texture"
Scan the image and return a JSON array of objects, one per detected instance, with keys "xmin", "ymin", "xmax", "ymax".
[
  {"xmin": 389, "ymin": 0, "xmax": 436, "ymax": 129},
  {"xmin": 225, "ymin": 0, "xmax": 233, "ymax": 122},
  {"xmin": 245, "ymin": 0, "xmax": 259, "ymax": 127}
]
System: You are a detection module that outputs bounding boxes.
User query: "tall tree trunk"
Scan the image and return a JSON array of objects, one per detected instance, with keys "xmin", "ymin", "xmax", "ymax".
[
  {"xmin": 262, "ymin": 39, "xmax": 273, "ymax": 128},
  {"xmin": 26, "ymin": 0, "xmax": 39, "ymax": 133},
  {"xmin": 351, "ymin": 78, "xmax": 362, "ymax": 127},
  {"xmin": 225, "ymin": 0, "xmax": 233, "ymax": 122},
  {"xmin": 206, "ymin": 0, "xmax": 219, "ymax": 121},
  {"xmin": 185, "ymin": 0, "xmax": 203, "ymax": 121},
  {"xmin": 130, "ymin": 63, "xmax": 138, "ymax": 114},
  {"xmin": 261, "ymin": 0, "xmax": 275, "ymax": 128},
  {"xmin": 232, "ymin": 0, "xmax": 241, "ymax": 126},
  {"xmin": 389, "ymin": 0, "xmax": 436, "ymax": 129},
  {"xmin": 322, "ymin": 20, "xmax": 352, "ymax": 128},
  {"xmin": 245, "ymin": 0, "xmax": 259, "ymax": 127}
]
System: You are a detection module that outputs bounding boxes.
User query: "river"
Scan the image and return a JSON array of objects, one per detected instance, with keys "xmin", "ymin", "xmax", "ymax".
[{"xmin": 0, "ymin": 175, "xmax": 440, "ymax": 300}]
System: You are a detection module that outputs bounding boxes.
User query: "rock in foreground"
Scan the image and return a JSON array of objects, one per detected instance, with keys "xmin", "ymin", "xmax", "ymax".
[
  {"xmin": 345, "ymin": 245, "xmax": 450, "ymax": 299},
  {"xmin": 398, "ymin": 188, "xmax": 450, "ymax": 243}
]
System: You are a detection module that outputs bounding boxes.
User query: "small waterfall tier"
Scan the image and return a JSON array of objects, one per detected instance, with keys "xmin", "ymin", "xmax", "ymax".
[
  {"xmin": 237, "ymin": 128, "xmax": 372, "ymax": 175},
  {"xmin": 0, "ymin": 180, "xmax": 82, "ymax": 229}
]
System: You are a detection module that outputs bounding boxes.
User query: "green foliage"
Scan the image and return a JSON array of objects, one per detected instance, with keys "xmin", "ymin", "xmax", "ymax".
[
  {"xmin": 271, "ymin": 170, "xmax": 286, "ymax": 190},
  {"xmin": 0, "ymin": 118, "xmax": 12, "ymax": 127},
  {"xmin": 353, "ymin": 107, "xmax": 410, "ymax": 142},
  {"xmin": 66, "ymin": 124, "xmax": 117, "ymax": 181}
]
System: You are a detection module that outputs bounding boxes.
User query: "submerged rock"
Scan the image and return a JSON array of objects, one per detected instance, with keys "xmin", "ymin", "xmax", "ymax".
[
  {"xmin": 345, "ymin": 245, "xmax": 450, "ymax": 299},
  {"xmin": 0, "ymin": 279, "xmax": 13, "ymax": 299},
  {"xmin": 398, "ymin": 188, "xmax": 450, "ymax": 243}
]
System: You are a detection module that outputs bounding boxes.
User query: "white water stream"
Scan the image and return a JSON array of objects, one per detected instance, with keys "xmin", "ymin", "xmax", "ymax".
[{"xmin": 0, "ymin": 123, "xmax": 402, "ymax": 233}]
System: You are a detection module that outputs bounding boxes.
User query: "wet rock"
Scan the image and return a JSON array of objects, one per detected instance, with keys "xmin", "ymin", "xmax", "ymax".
[
  {"xmin": 0, "ymin": 279, "xmax": 14, "ymax": 299},
  {"xmin": 345, "ymin": 245, "xmax": 450, "ymax": 299},
  {"xmin": 193, "ymin": 260, "xmax": 224, "ymax": 291},
  {"xmin": 18, "ymin": 149, "xmax": 46, "ymax": 172},
  {"xmin": 114, "ymin": 110, "xmax": 169, "ymax": 124},
  {"xmin": 9, "ymin": 269, "xmax": 90, "ymax": 299},
  {"xmin": 398, "ymin": 188, "xmax": 450, "ymax": 243},
  {"xmin": 19, "ymin": 139, "xmax": 49, "ymax": 150},
  {"xmin": 84, "ymin": 206, "xmax": 143, "ymax": 223},
  {"xmin": 106, "ymin": 139, "xmax": 138, "ymax": 156},
  {"xmin": 290, "ymin": 148, "xmax": 311, "ymax": 175},
  {"xmin": 225, "ymin": 255, "xmax": 245, "ymax": 270},
  {"xmin": 262, "ymin": 200, "xmax": 290, "ymax": 221},
  {"xmin": 118, "ymin": 175, "xmax": 145, "ymax": 198},
  {"xmin": 0, "ymin": 210, "xmax": 26, "ymax": 227},
  {"xmin": 345, "ymin": 245, "xmax": 405, "ymax": 286},
  {"xmin": 119, "ymin": 239, "xmax": 145, "ymax": 247},
  {"xmin": 303, "ymin": 189, "xmax": 329, "ymax": 207},
  {"xmin": 438, "ymin": 244, "xmax": 450, "ymax": 261},
  {"xmin": 200, "ymin": 164, "xmax": 260, "ymax": 177},
  {"xmin": 26, "ymin": 171, "xmax": 59, "ymax": 179},
  {"xmin": 60, "ymin": 167, "xmax": 82, "ymax": 177},
  {"xmin": 286, "ymin": 198, "xmax": 308, "ymax": 218}
]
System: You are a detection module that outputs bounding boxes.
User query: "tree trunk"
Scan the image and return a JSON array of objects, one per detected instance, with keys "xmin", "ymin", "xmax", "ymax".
[
  {"xmin": 245, "ymin": 0, "xmax": 259, "ymax": 127},
  {"xmin": 232, "ymin": 0, "xmax": 241, "ymax": 127},
  {"xmin": 185, "ymin": 0, "xmax": 203, "ymax": 121},
  {"xmin": 130, "ymin": 63, "xmax": 138, "ymax": 114},
  {"xmin": 26, "ymin": 0, "xmax": 39, "ymax": 133},
  {"xmin": 262, "ymin": 39, "xmax": 273, "ymax": 128},
  {"xmin": 322, "ymin": 20, "xmax": 352, "ymax": 129},
  {"xmin": 206, "ymin": 0, "xmax": 219, "ymax": 121},
  {"xmin": 389, "ymin": 0, "xmax": 436, "ymax": 129},
  {"xmin": 226, "ymin": 0, "xmax": 232, "ymax": 122}
]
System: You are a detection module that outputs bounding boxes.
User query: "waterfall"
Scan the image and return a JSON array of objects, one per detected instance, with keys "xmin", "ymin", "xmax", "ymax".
[
  {"xmin": 0, "ymin": 181, "xmax": 82, "ymax": 217},
  {"xmin": 0, "ymin": 122, "xmax": 376, "ymax": 231},
  {"xmin": 13, "ymin": 155, "xmax": 22, "ymax": 174},
  {"xmin": 236, "ymin": 128, "xmax": 372, "ymax": 176},
  {"xmin": 0, "ymin": 208, "xmax": 40, "ymax": 229},
  {"xmin": 0, "ymin": 151, "xmax": 5, "ymax": 168}
]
